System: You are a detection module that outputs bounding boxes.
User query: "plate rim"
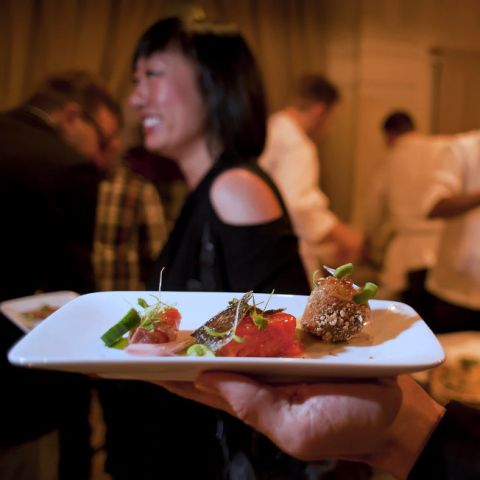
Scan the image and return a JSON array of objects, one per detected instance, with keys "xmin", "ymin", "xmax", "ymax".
[{"xmin": 7, "ymin": 290, "xmax": 446, "ymax": 380}]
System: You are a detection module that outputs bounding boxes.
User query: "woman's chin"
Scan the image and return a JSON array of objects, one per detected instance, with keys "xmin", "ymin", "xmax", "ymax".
[{"xmin": 144, "ymin": 137, "xmax": 165, "ymax": 154}]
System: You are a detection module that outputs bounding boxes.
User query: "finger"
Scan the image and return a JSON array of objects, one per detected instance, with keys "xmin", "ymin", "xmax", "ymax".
[
  {"xmin": 195, "ymin": 371, "xmax": 266, "ymax": 420},
  {"xmin": 153, "ymin": 380, "xmax": 233, "ymax": 414}
]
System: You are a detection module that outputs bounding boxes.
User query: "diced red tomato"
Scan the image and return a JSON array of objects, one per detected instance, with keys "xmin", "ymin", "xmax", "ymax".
[
  {"xmin": 218, "ymin": 312, "xmax": 303, "ymax": 357},
  {"xmin": 153, "ymin": 307, "xmax": 182, "ymax": 343}
]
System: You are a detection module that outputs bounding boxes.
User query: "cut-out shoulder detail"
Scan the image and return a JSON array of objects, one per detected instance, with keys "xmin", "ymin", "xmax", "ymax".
[{"xmin": 210, "ymin": 167, "xmax": 283, "ymax": 225}]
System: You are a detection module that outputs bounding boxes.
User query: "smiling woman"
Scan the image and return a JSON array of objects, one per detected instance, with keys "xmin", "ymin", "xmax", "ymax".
[
  {"xmin": 99, "ymin": 15, "xmax": 312, "ymax": 480},
  {"xmin": 128, "ymin": 16, "xmax": 309, "ymax": 293}
]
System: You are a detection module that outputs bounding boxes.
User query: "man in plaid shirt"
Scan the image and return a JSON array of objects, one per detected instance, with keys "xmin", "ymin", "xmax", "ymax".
[
  {"xmin": 91, "ymin": 102, "xmax": 167, "ymax": 291},
  {"xmin": 93, "ymin": 163, "xmax": 167, "ymax": 290}
]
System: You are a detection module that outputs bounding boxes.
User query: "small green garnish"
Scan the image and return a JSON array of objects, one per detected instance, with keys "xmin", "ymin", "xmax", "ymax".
[
  {"xmin": 249, "ymin": 297, "xmax": 268, "ymax": 331},
  {"xmin": 204, "ymin": 326, "xmax": 232, "ymax": 337},
  {"xmin": 252, "ymin": 311, "xmax": 268, "ymax": 330},
  {"xmin": 140, "ymin": 300, "xmax": 171, "ymax": 329},
  {"xmin": 137, "ymin": 298, "xmax": 149, "ymax": 308},
  {"xmin": 353, "ymin": 282, "xmax": 378, "ymax": 304},
  {"xmin": 312, "ymin": 269, "xmax": 322, "ymax": 285},
  {"xmin": 186, "ymin": 344, "xmax": 215, "ymax": 357},
  {"xmin": 334, "ymin": 263, "xmax": 354, "ymax": 279},
  {"xmin": 233, "ymin": 335, "xmax": 246, "ymax": 343},
  {"xmin": 313, "ymin": 264, "xmax": 353, "ymax": 285}
]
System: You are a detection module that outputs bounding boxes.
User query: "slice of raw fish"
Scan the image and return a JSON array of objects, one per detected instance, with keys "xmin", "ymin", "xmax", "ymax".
[{"xmin": 191, "ymin": 291, "xmax": 253, "ymax": 351}]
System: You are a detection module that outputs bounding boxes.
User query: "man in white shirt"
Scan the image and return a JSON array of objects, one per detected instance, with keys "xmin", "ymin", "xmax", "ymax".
[
  {"xmin": 423, "ymin": 130, "xmax": 480, "ymax": 332},
  {"xmin": 368, "ymin": 111, "xmax": 446, "ymax": 321},
  {"xmin": 259, "ymin": 75, "xmax": 362, "ymax": 276}
]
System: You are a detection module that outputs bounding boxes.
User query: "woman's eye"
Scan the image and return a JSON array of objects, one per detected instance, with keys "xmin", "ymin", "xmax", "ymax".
[{"xmin": 146, "ymin": 69, "xmax": 164, "ymax": 78}]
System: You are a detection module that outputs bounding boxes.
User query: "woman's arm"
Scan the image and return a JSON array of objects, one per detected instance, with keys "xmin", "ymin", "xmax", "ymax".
[
  {"xmin": 210, "ymin": 167, "xmax": 282, "ymax": 225},
  {"xmin": 208, "ymin": 166, "xmax": 310, "ymax": 294}
]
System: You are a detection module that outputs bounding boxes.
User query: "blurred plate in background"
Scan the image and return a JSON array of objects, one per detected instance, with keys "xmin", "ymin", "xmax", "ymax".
[{"xmin": 1, "ymin": 291, "xmax": 79, "ymax": 333}]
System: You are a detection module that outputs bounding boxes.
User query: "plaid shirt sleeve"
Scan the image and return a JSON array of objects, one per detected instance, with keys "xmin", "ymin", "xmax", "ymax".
[
  {"xmin": 93, "ymin": 166, "xmax": 167, "ymax": 291},
  {"xmin": 137, "ymin": 179, "xmax": 168, "ymax": 285}
]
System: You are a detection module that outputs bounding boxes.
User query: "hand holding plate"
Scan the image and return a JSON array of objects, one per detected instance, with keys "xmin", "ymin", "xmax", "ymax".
[{"xmin": 155, "ymin": 372, "xmax": 444, "ymax": 480}]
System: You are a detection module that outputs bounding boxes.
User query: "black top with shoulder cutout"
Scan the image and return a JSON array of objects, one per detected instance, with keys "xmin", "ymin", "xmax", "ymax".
[{"xmin": 149, "ymin": 155, "xmax": 310, "ymax": 295}]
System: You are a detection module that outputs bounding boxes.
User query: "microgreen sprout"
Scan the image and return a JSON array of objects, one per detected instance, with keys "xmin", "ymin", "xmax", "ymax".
[
  {"xmin": 252, "ymin": 310, "xmax": 268, "ymax": 330},
  {"xmin": 158, "ymin": 266, "xmax": 165, "ymax": 301},
  {"xmin": 251, "ymin": 296, "xmax": 268, "ymax": 330},
  {"xmin": 137, "ymin": 298, "xmax": 149, "ymax": 308},
  {"xmin": 263, "ymin": 290, "xmax": 275, "ymax": 311}
]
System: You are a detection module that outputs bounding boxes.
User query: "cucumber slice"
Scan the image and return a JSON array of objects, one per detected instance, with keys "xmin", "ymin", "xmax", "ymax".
[{"xmin": 101, "ymin": 308, "xmax": 141, "ymax": 346}]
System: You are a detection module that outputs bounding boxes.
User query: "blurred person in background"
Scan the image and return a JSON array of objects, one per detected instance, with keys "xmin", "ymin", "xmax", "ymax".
[
  {"xmin": 124, "ymin": 138, "xmax": 188, "ymax": 233},
  {"xmin": 259, "ymin": 74, "xmax": 363, "ymax": 276},
  {"xmin": 365, "ymin": 111, "xmax": 447, "ymax": 323},
  {"xmin": 423, "ymin": 129, "xmax": 480, "ymax": 333},
  {"xmin": 92, "ymin": 105, "xmax": 168, "ymax": 292},
  {"xmin": 0, "ymin": 71, "xmax": 118, "ymax": 480}
]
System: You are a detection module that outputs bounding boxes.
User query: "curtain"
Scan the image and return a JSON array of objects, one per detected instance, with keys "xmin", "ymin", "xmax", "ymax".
[
  {"xmin": 0, "ymin": 0, "xmax": 356, "ymax": 219},
  {"xmin": 431, "ymin": 48, "xmax": 480, "ymax": 135},
  {"xmin": 0, "ymin": 0, "xmax": 195, "ymax": 109},
  {"xmin": 0, "ymin": 0, "xmax": 328, "ymax": 111}
]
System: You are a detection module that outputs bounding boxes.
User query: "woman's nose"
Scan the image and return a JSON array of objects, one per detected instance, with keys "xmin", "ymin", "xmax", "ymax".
[{"xmin": 129, "ymin": 81, "xmax": 146, "ymax": 108}]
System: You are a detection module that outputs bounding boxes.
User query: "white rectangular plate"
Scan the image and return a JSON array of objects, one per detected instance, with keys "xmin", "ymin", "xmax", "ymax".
[
  {"xmin": 1, "ymin": 291, "xmax": 79, "ymax": 333},
  {"xmin": 8, "ymin": 291, "xmax": 445, "ymax": 382}
]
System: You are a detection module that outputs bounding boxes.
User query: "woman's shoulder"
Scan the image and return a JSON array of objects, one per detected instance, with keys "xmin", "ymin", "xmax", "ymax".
[{"xmin": 210, "ymin": 165, "xmax": 283, "ymax": 225}]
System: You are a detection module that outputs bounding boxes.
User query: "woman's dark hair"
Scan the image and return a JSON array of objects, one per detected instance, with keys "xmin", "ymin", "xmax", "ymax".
[{"xmin": 133, "ymin": 17, "xmax": 266, "ymax": 161}]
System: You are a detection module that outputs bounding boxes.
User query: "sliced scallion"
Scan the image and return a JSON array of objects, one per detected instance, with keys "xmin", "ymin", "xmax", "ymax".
[
  {"xmin": 353, "ymin": 282, "xmax": 378, "ymax": 304},
  {"xmin": 334, "ymin": 263, "xmax": 354, "ymax": 279},
  {"xmin": 186, "ymin": 344, "xmax": 215, "ymax": 357}
]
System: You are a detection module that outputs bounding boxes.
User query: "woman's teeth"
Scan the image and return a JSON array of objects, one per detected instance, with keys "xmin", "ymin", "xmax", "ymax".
[{"xmin": 144, "ymin": 117, "xmax": 161, "ymax": 128}]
